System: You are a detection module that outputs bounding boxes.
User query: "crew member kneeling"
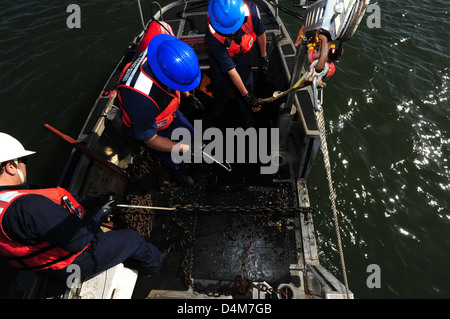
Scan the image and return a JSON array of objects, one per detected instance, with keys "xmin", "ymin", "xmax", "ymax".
[{"xmin": 117, "ymin": 23, "xmax": 202, "ymax": 185}]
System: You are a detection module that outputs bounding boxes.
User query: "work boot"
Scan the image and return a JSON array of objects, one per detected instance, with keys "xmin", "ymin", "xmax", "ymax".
[{"xmin": 134, "ymin": 244, "xmax": 173, "ymax": 277}]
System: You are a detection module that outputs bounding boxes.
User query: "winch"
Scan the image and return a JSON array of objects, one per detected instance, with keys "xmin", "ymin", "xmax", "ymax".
[
  {"xmin": 299, "ymin": 0, "xmax": 370, "ymax": 109},
  {"xmin": 303, "ymin": 0, "xmax": 370, "ymax": 42}
]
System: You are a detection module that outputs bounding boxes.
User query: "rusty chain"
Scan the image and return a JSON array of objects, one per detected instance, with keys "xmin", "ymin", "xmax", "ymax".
[
  {"xmin": 115, "ymin": 173, "xmax": 316, "ymax": 298},
  {"xmin": 240, "ymin": 209, "xmax": 288, "ymax": 298},
  {"xmin": 165, "ymin": 205, "xmax": 316, "ymax": 298},
  {"xmin": 117, "ymin": 147, "xmax": 312, "ymax": 297},
  {"xmin": 116, "ymin": 194, "xmax": 154, "ymax": 238}
]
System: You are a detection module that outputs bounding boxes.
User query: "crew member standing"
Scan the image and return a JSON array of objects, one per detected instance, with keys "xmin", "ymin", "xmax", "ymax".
[{"xmin": 206, "ymin": 0, "xmax": 268, "ymax": 127}]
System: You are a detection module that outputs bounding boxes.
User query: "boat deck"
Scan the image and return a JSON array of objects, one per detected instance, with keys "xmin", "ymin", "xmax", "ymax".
[{"xmin": 112, "ymin": 130, "xmax": 307, "ymax": 298}]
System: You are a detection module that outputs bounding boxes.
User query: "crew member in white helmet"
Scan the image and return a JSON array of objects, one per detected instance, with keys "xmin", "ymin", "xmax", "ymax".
[{"xmin": 0, "ymin": 133, "xmax": 163, "ymax": 278}]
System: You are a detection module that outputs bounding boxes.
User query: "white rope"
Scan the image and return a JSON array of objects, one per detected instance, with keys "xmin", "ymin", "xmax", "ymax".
[{"xmin": 315, "ymin": 106, "xmax": 351, "ymax": 298}]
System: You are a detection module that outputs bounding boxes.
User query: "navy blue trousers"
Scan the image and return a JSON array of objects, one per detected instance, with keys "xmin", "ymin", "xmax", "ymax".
[
  {"xmin": 210, "ymin": 51, "xmax": 254, "ymax": 121},
  {"xmin": 37, "ymin": 229, "xmax": 162, "ymax": 279}
]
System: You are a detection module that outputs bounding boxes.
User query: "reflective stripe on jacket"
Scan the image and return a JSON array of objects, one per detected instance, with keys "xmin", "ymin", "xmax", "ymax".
[{"xmin": 117, "ymin": 49, "xmax": 181, "ymax": 132}]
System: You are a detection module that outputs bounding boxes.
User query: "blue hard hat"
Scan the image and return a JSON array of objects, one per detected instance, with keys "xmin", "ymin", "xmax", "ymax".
[
  {"xmin": 208, "ymin": 0, "xmax": 246, "ymax": 34},
  {"xmin": 147, "ymin": 34, "xmax": 201, "ymax": 92}
]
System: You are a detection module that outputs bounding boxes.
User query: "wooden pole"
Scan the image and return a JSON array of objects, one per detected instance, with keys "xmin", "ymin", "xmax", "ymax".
[{"xmin": 44, "ymin": 123, "xmax": 128, "ymax": 180}]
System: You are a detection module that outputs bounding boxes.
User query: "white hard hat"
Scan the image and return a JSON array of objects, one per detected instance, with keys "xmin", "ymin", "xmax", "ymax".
[{"xmin": 0, "ymin": 133, "xmax": 36, "ymax": 164}]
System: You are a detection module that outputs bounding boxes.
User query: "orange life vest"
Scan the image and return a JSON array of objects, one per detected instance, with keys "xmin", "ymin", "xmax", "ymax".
[
  {"xmin": 137, "ymin": 20, "xmax": 175, "ymax": 54},
  {"xmin": 208, "ymin": 2, "xmax": 256, "ymax": 58},
  {"xmin": 0, "ymin": 187, "xmax": 89, "ymax": 271},
  {"xmin": 117, "ymin": 49, "xmax": 181, "ymax": 132}
]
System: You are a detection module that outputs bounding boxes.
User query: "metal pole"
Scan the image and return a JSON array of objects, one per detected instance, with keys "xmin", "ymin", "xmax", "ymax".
[
  {"xmin": 283, "ymin": 36, "xmax": 308, "ymax": 113},
  {"xmin": 116, "ymin": 204, "xmax": 176, "ymax": 211},
  {"xmin": 277, "ymin": 36, "xmax": 308, "ymax": 149}
]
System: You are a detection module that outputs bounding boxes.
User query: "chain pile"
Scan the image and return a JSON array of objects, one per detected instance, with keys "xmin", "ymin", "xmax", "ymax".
[
  {"xmin": 116, "ymin": 194, "xmax": 154, "ymax": 239},
  {"xmin": 115, "ymin": 150, "xmax": 158, "ymax": 239}
]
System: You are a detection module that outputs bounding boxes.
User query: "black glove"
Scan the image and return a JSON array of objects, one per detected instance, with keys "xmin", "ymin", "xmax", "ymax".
[
  {"xmin": 186, "ymin": 93, "xmax": 204, "ymax": 112},
  {"xmin": 101, "ymin": 200, "xmax": 117, "ymax": 217},
  {"xmin": 242, "ymin": 93, "xmax": 262, "ymax": 112},
  {"xmin": 74, "ymin": 193, "xmax": 118, "ymax": 210},
  {"xmin": 259, "ymin": 56, "xmax": 269, "ymax": 77}
]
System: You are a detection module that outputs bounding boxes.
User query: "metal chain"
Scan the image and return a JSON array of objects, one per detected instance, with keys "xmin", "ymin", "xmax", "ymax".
[
  {"xmin": 118, "ymin": 147, "xmax": 315, "ymax": 297},
  {"xmin": 315, "ymin": 106, "xmax": 351, "ymax": 298},
  {"xmin": 240, "ymin": 209, "xmax": 288, "ymax": 298},
  {"xmin": 171, "ymin": 215, "xmax": 234, "ymax": 297},
  {"xmin": 173, "ymin": 205, "xmax": 315, "ymax": 215},
  {"xmin": 242, "ymin": 211, "xmax": 274, "ymax": 281},
  {"xmin": 117, "ymin": 194, "xmax": 154, "ymax": 238},
  {"xmin": 167, "ymin": 206, "xmax": 315, "ymax": 298},
  {"xmin": 117, "ymin": 204, "xmax": 316, "ymax": 217}
]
